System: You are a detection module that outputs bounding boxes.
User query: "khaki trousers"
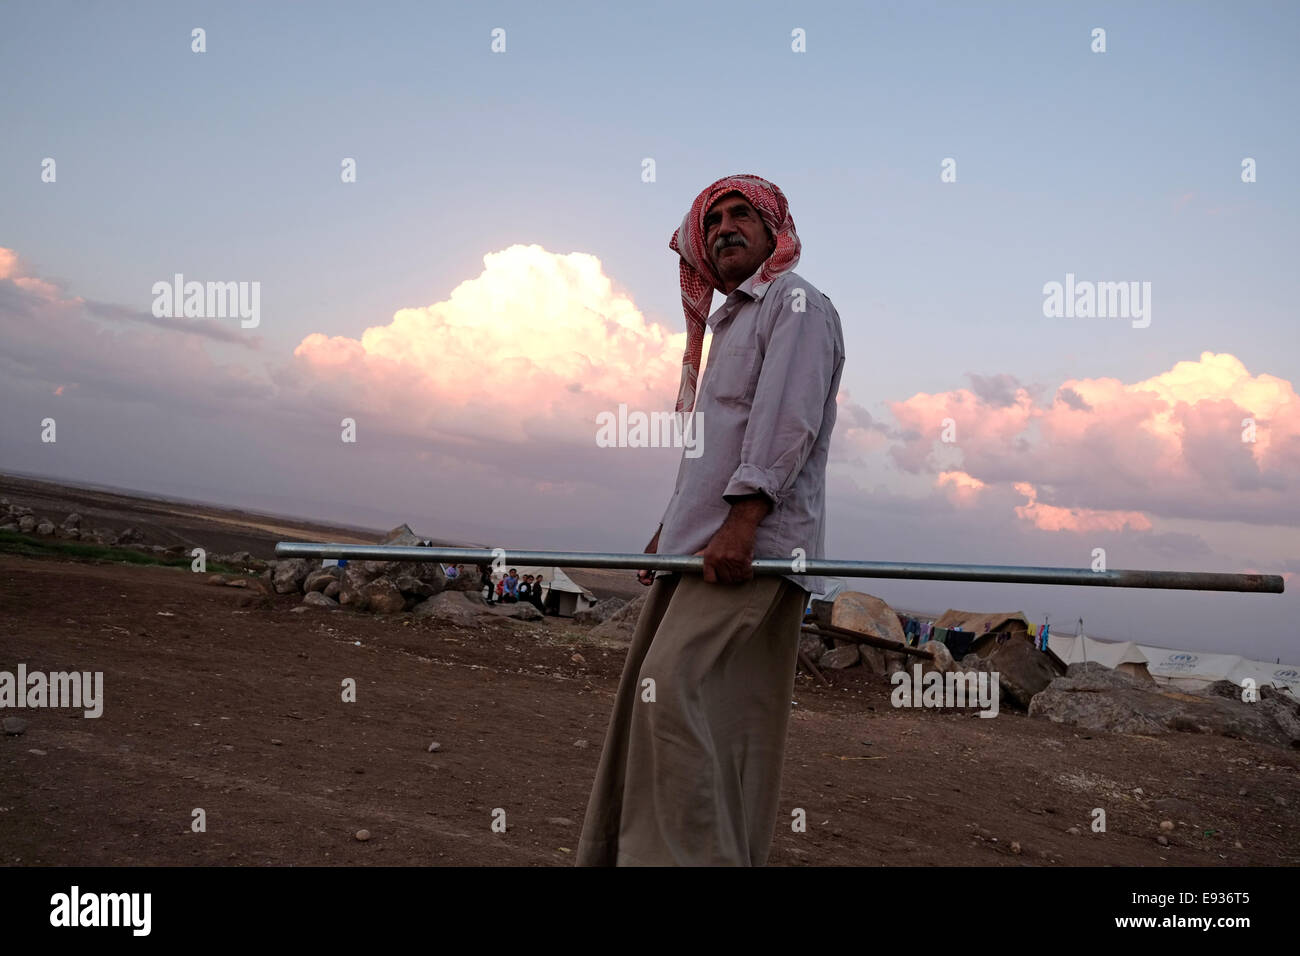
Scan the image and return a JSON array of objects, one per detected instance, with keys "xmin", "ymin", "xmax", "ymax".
[{"xmin": 575, "ymin": 572, "xmax": 808, "ymax": 866}]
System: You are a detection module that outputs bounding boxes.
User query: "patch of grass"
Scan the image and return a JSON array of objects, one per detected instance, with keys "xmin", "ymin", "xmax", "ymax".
[{"xmin": 0, "ymin": 530, "xmax": 242, "ymax": 574}]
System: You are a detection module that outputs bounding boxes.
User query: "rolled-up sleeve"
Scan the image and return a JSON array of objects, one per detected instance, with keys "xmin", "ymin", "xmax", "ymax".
[{"xmin": 722, "ymin": 288, "xmax": 842, "ymax": 507}]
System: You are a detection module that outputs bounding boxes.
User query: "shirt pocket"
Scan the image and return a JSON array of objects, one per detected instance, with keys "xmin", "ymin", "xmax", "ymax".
[{"xmin": 706, "ymin": 344, "xmax": 760, "ymax": 405}]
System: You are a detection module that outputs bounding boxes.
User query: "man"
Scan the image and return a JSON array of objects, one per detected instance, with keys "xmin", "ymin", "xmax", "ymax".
[
  {"xmin": 576, "ymin": 174, "xmax": 845, "ymax": 866},
  {"xmin": 529, "ymin": 574, "xmax": 546, "ymax": 612},
  {"xmin": 502, "ymin": 568, "xmax": 519, "ymax": 603}
]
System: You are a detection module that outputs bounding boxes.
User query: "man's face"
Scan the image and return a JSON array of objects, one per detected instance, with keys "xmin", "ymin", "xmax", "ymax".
[{"xmin": 704, "ymin": 193, "xmax": 775, "ymax": 290}]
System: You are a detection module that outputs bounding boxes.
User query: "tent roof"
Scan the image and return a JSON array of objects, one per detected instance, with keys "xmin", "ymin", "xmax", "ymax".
[
  {"xmin": 1050, "ymin": 635, "xmax": 1149, "ymax": 669},
  {"xmin": 934, "ymin": 609, "xmax": 1030, "ymax": 633}
]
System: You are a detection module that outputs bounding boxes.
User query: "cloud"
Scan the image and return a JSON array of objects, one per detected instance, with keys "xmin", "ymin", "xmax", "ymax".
[
  {"xmin": 1013, "ymin": 481, "xmax": 1152, "ymax": 533},
  {"xmin": 888, "ymin": 352, "xmax": 1300, "ymax": 528},
  {"xmin": 291, "ymin": 244, "xmax": 686, "ymax": 445}
]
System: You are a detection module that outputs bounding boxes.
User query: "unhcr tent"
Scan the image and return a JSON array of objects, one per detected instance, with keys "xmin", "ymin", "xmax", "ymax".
[
  {"xmin": 1049, "ymin": 635, "xmax": 1153, "ymax": 682},
  {"xmin": 1138, "ymin": 645, "xmax": 1299, "ymax": 697},
  {"xmin": 505, "ymin": 566, "xmax": 597, "ymax": 617}
]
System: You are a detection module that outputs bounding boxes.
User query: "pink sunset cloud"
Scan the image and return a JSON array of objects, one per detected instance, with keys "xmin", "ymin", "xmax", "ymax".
[
  {"xmin": 889, "ymin": 353, "xmax": 1300, "ymax": 529},
  {"xmin": 291, "ymin": 244, "xmax": 687, "ymax": 445}
]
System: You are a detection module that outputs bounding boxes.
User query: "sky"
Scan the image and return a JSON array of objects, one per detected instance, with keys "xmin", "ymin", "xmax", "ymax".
[{"xmin": 1, "ymin": 0, "xmax": 1297, "ymax": 662}]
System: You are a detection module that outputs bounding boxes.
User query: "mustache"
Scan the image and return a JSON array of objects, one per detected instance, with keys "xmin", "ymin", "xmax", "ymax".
[{"xmin": 713, "ymin": 234, "xmax": 747, "ymax": 256}]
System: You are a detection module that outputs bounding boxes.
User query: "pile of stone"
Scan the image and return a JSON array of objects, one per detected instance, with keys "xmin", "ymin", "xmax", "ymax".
[
  {"xmin": 1029, "ymin": 661, "xmax": 1300, "ymax": 748},
  {"xmin": 264, "ymin": 553, "xmax": 492, "ymax": 617}
]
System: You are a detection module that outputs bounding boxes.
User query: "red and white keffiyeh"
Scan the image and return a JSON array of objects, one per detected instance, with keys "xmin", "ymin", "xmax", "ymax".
[{"xmin": 668, "ymin": 173, "xmax": 801, "ymax": 413}]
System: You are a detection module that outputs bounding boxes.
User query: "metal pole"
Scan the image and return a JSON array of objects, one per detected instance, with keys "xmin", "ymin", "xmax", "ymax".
[{"xmin": 273, "ymin": 542, "xmax": 1284, "ymax": 593}]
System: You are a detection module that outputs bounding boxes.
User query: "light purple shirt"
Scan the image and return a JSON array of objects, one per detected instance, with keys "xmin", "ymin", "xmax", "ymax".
[{"xmin": 656, "ymin": 270, "xmax": 845, "ymax": 596}]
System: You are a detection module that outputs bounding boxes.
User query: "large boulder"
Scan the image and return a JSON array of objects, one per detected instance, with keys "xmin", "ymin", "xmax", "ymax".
[
  {"xmin": 590, "ymin": 594, "xmax": 648, "ymax": 642},
  {"xmin": 1029, "ymin": 667, "xmax": 1300, "ymax": 747},
  {"xmin": 919, "ymin": 639, "xmax": 956, "ymax": 675},
  {"xmin": 974, "ymin": 634, "xmax": 1064, "ymax": 709},
  {"xmin": 35, "ymin": 519, "xmax": 55, "ymax": 536},
  {"xmin": 574, "ymin": 598, "xmax": 627, "ymax": 625},
  {"xmin": 302, "ymin": 591, "xmax": 339, "ymax": 608},
  {"xmin": 61, "ymin": 513, "xmax": 82, "ymax": 530},
  {"xmin": 413, "ymin": 591, "xmax": 493, "ymax": 626},
  {"xmin": 117, "ymin": 526, "xmax": 144, "ymax": 544},
  {"xmin": 830, "ymin": 592, "xmax": 907, "ymax": 644},
  {"xmin": 17, "ymin": 515, "xmax": 37, "ymax": 533},
  {"xmin": 272, "ymin": 558, "xmax": 312, "ymax": 594},
  {"xmin": 359, "ymin": 577, "xmax": 406, "ymax": 614}
]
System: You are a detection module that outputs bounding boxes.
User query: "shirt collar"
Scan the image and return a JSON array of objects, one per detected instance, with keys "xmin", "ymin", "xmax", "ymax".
[{"xmin": 706, "ymin": 271, "xmax": 771, "ymax": 329}]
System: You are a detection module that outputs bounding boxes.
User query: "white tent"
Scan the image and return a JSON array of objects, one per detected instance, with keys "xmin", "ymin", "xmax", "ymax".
[
  {"xmin": 1049, "ymin": 634, "xmax": 1153, "ymax": 681},
  {"xmin": 498, "ymin": 565, "xmax": 597, "ymax": 617},
  {"xmin": 1136, "ymin": 645, "xmax": 1298, "ymax": 697}
]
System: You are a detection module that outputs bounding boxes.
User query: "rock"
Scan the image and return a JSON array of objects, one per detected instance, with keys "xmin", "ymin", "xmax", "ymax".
[
  {"xmin": 54, "ymin": 525, "xmax": 79, "ymax": 539},
  {"xmin": 573, "ymin": 739, "xmax": 589, "ymax": 748},
  {"xmin": 920, "ymin": 639, "xmax": 956, "ymax": 675},
  {"xmin": 117, "ymin": 526, "xmax": 144, "ymax": 544},
  {"xmin": 61, "ymin": 513, "xmax": 82, "ymax": 530},
  {"xmin": 360, "ymin": 578, "xmax": 406, "ymax": 614},
  {"xmin": 590, "ymin": 593, "xmax": 648, "ymax": 642},
  {"xmin": 303, "ymin": 569, "xmax": 339, "ymax": 593},
  {"xmin": 1067, "ymin": 826, "xmax": 1082, "ymax": 836},
  {"xmin": 290, "ymin": 605, "xmax": 311, "ymax": 614},
  {"xmin": 17, "ymin": 515, "xmax": 36, "ymax": 533},
  {"xmin": 390, "ymin": 573, "xmax": 439, "ymax": 602},
  {"xmin": 798, "ymin": 633, "xmax": 826, "ymax": 664},
  {"xmin": 273, "ymin": 558, "xmax": 312, "ymax": 594},
  {"xmin": 972, "ymin": 635, "xmax": 1064, "ymax": 709},
  {"xmin": 571, "ymin": 653, "xmax": 586, "ymax": 664},
  {"xmin": 489, "ymin": 601, "xmax": 543, "ymax": 621},
  {"xmin": 226, "ymin": 579, "xmax": 249, "ymax": 589},
  {"xmin": 227, "ymin": 551, "xmax": 254, "ymax": 566},
  {"xmin": 323, "ymin": 580, "xmax": 341, "ymax": 599},
  {"xmin": 1157, "ymin": 835, "xmax": 1169, "ymax": 846},
  {"xmin": 1159, "ymin": 820, "xmax": 1174, "ymax": 832},
  {"xmin": 355, "ymin": 829, "xmax": 371, "ymax": 842},
  {"xmin": 412, "ymin": 591, "xmax": 491, "ymax": 625},
  {"xmin": 427, "ymin": 741, "xmax": 441, "ymax": 753},
  {"xmin": 3, "ymin": 717, "xmax": 28, "ymax": 735},
  {"xmin": 94, "ymin": 528, "xmax": 118, "ymax": 546},
  {"xmin": 1029, "ymin": 669, "xmax": 1300, "ymax": 747},
  {"xmin": 858, "ymin": 644, "xmax": 888, "ymax": 674},
  {"xmin": 1274, "ymin": 795, "xmax": 1288, "ymax": 807},
  {"xmin": 206, "ymin": 574, "xmax": 228, "ymax": 586},
  {"xmin": 1011, "ymin": 841, "xmax": 1021, "ymax": 855},
  {"xmin": 303, "ymin": 591, "xmax": 339, "ymax": 607},
  {"xmin": 574, "ymin": 598, "xmax": 627, "ymax": 625},
  {"xmin": 820, "ymin": 645, "xmax": 861, "ymax": 669},
  {"xmin": 830, "ymin": 591, "xmax": 907, "ymax": 644},
  {"xmin": 35, "ymin": 519, "xmax": 55, "ymax": 535}
]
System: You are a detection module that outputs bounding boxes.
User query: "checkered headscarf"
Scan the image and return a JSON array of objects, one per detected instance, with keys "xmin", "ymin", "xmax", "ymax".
[{"xmin": 668, "ymin": 174, "xmax": 801, "ymax": 412}]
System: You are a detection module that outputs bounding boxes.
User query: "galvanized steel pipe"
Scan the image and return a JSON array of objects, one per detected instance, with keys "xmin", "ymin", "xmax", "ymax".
[{"xmin": 273, "ymin": 543, "xmax": 1284, "ymax": 593}]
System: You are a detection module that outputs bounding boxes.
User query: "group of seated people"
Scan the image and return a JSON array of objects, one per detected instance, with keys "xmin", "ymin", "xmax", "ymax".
[{"xmin": 485, "ymin": 567, "xmax": 547, "ymax": 612}]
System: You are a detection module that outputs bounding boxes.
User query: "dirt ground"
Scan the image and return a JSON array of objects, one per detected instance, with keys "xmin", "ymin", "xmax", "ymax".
[{"xmin": 2, "ymin": 474, "xmax": 1299, "ymax": 866}]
